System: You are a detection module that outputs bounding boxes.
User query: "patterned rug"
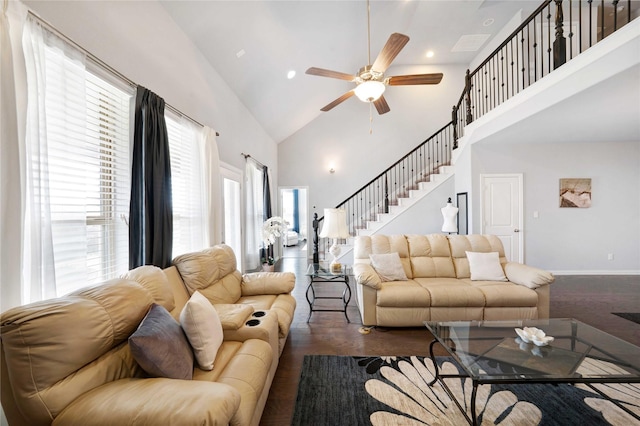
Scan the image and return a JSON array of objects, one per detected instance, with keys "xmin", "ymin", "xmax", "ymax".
[
  {"xmin": 291, "ymin": 355, "xmax": 640, "ymax": 426},
  {"xmin": 613, "ymin": 313, "xmax": 640, "ymax": 326}
]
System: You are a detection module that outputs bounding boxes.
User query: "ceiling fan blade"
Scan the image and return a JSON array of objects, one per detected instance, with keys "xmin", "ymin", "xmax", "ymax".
[
  {"xmin": 306, "ymin": 67, "xmax": 356, "ymax": 81},
  {"xmin": 388, "ymin": 73, "xmax": 444, "ymax": 86},
  {"xmin": 373, "ymin": 95, "xmax": 390, "ymax": 115},
  {"xmin": 320, "ymin": 90, "xmax": 355, "ymax": 112},
  {"xmin": 371, "ymin": 33, "xmax": 410, "ymax": 73}
]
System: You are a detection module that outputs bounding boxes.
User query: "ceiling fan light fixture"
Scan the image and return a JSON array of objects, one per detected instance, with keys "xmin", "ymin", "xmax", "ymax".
[{"xmin": 354, "ymin": 80, "xmax": 386, "ymax": 102}]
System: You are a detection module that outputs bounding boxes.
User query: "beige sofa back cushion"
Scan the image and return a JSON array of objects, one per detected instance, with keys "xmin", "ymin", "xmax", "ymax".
[
  {"xmin": 448, "ymin": 234, "xmax": 508, "ymax": 278},
  {"xmin": 355, "ymin": 235, "xmax": 412, "ymax": 279},
  {"xmin": 407, "ymin": 234, "xmax": 456, "ymax": 278},
  {"xmin": 123, "ymin": 265, "xmax": 175, "ymax": 311},
  {"xmin": 0, "ymin": 279, "xmax": 151, "ymax": 425},
  {"xmin": 173, "ymin": 245, "xmax": 243, "ymax": 304}
]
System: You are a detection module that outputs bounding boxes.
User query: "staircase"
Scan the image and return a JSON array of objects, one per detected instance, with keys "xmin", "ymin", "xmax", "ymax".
[{"xmin": 356, "ymin": 166, "xmax": 454, "ymax": 237}]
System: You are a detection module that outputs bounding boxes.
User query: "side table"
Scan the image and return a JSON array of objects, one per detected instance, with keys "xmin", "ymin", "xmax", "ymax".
[{"xmin": 305, "ymin": 263, "xmax": 351, "ymax": 322}]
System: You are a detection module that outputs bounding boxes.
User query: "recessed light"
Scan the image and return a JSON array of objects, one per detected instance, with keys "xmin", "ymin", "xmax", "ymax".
[
  {"xmin": 287, "ymin": 70, "xmax": 296, "ymax": 79},
  {"xmin": 483, "ymin": 18, "xmax": 495, "ymax": 27},
  {"xmin": 426, "ymin": 50, "xmax": 434, "ymax": 58}
]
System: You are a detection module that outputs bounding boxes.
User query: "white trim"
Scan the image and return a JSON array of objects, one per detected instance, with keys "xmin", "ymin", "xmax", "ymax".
[{"xmin": 551, "ymin": 270, "xmax": 640, "ymax": 276}]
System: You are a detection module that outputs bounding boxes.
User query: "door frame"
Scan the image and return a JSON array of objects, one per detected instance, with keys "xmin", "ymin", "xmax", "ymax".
[
  {"xmin": 278, "ymin": 186, "xmax": 310, "ymax": 258},
  {"xmin": 479, "ymin": 173, "xmax": 524, "ymax": 263}
]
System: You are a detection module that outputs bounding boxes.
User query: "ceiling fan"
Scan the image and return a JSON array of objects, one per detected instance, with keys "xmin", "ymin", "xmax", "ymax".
[{"xmin": 306, "ymin": 0, "xmax": 443, "ymax": 115}]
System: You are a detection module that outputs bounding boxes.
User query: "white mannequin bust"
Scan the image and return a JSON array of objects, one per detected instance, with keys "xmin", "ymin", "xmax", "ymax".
[{"xmin": 441, "ymin": 197, "xmax": 459, "ymax": 233}]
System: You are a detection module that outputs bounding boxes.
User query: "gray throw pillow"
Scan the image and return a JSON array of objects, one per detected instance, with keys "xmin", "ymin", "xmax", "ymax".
[{"xmin": 129, "ymin": 303, "xmax": 194, "ymax": 380}]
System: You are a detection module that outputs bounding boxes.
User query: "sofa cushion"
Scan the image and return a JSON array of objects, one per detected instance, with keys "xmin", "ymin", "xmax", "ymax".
[
  {"xmin": 468, "ymin": 280, "xmax": 538, "ymax": 307},
  {"xmin": 129, "ymin": 304, "xmax": 194, "ymax": 380},
  {"xmin": 180, "ymin": 291, "xmax": 224, "ymax": 371},
  {"xmin": 376, "ymin": 281, "xmax": 430, "ymax": 307},
  {"xmin": 173, "ymin": 245, "xmax": 242, "ymax": 304},
  {"xmin": 415, "ymin": 278, "xmax": 485, "ymax": 307},
  {"xmin": 123, "ymin": 265, "xmax": 175, "ymax": 311},
  {"xmin": 369, "ymin": 253, "xmax": 408, "ymax": 282},
  {"xmin": 466, "ymin": 251, "xmax": 507, "ymax": 281},
  {"xmin": 448, "ymin": 235, "xmax": 507, "ymax": 278},
  {"xmin": 366, "ymin": 235, "xmax": 413, "ymax": 278},
  {"xmin": 407, "ymin": 234, "xmax": 456, "ymax": 278}
]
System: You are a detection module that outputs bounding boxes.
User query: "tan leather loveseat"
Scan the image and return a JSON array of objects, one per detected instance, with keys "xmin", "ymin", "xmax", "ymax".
[
  {"xmin": 1, "ymin": 244, "xmax": 296, "ymax": 426},
  {"xmin": 353, "ymin": 234, "xmax": 554, "ymax": 327}
]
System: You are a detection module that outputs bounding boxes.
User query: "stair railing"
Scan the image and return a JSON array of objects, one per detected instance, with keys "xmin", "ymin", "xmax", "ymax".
[
  {"xmin": 312, "ymin": 0, "xmax": 636, "ymax": 262},
  {"xmin": 464, "ymin": 0, "xmax": 635, "ymax": 125}
]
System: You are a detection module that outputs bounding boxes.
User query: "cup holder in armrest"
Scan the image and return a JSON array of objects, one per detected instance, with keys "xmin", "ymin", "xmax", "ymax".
[
  {"xmin": 252, "ymin": 311, "xmax": 266, "ymax": 318},
  {"xmin": 246, "ymin": 319, "xmax": 261, "ymax": 327}
]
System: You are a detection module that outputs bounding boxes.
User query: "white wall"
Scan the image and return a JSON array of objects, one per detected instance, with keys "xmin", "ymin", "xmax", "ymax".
[
  {"xmin": 22, "ymin": 0, "xmax": 277, "ymax": 175},
  {"xmin": 278, "ymin": 63, "xmax": 467, "ymax": 218},
  {"xmin": 472, "ymin": 141, "xmax": 640, "ymax": 274}
]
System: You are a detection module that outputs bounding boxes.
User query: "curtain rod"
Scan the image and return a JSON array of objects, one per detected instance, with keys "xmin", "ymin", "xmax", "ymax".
[
  {"xmin": 26, "ymin": 11, "xmax": 219, "ymax": 137},
  {"xmin": 241, "ymin": 153, "xmax": 266, "ymax": 168}
]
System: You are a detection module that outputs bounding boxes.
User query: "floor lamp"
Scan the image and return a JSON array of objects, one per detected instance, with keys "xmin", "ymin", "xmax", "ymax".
[{"xmin": 319, "ymin": 208, "xmax": 350, "ymax": 273}]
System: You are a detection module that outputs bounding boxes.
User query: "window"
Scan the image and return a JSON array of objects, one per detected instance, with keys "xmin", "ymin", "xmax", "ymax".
[
  {"xmin": 23, "ymin": 16, "xmax": 133, "ymax": 298},
  {"xmin": 166, "ymin": 112, "xmax": 206, "ymax": 257}
]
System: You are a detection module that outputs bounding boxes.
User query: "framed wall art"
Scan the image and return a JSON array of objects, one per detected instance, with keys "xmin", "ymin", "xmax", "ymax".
[{"xmin": 559, "ymin": 178, "xmax": 591, "ymax": 208}]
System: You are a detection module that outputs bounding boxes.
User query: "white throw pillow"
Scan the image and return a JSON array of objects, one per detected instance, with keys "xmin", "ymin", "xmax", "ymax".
[
  {"xmin": 466, "ymin": 251, "xmax": 507, "ymax": 281},
  {"xmin": 180, "ymin": 291, "xmax": 223, "ymax": 371},
  {"xmin": 369, "ymin": 252, "xmax": 408, "ymax": 282}
]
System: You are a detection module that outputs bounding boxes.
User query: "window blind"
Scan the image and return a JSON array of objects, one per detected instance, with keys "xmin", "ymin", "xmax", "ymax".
[
  {"xmin": 166, "ymin": 111, "xmax": 206, "ymax": 257},
  {"xmin": 33, "ymin": 36, "xmax": 133, "ymax": 297}
]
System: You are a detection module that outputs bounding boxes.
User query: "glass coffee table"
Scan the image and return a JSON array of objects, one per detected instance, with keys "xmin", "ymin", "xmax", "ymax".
[{"xmin": 424, "ymin": 318, "xmax": 640, "ymax": 426}]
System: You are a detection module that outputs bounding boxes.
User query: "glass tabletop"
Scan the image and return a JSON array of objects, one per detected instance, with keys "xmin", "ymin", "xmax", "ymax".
[
  {"xmin": 424, "ymin": 318, "xmax": 640, "ymax": 382},
  {"xmin": 306, "ymin": 263, "xmax": 350, "ymax": 277}
]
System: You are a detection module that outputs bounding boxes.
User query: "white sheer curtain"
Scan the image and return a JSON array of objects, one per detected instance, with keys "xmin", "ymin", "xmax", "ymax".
[
  {"xmin": 244, "ymin": 159, "xmax": 263, "ymax": 271},
  {"xmin": 0, "ymin": 0, "xmax": 23, "ymax": 311},
  {"xmin": 201, "ymin": 126, "xmax": 221, "ymax": 247},
  {"xmin": 22, "ymin": 15, "xmax": 88, "ymax": 301}
]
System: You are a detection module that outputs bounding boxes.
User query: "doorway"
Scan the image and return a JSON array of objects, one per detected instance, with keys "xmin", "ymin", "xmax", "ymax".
[
  {"xmin": 480, "ymin": 174, "xmax": 524, "ymax": 263},
  {"xmin": 279, "ymin": 187, "xmax": 309, "ymax": 259}
]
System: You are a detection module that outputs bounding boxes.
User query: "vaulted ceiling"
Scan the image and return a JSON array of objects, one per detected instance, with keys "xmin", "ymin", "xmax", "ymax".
[{"xmin": 159, "ymin": 1, "xmax": 546, "ymax": 143}]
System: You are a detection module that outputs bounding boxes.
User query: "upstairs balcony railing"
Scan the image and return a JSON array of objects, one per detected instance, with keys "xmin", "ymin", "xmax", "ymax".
[{"xmin": 312, "ymin": 0, "xmax": 636, "ymax": 262}]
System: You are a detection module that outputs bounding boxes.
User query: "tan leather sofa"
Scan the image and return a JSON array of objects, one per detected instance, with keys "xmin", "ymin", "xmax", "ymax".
[
  {"xmin": 353, "ymin": 234, "xmax": 554, "ymax": 327},
  {"xmin": 0, "ymin": 244, "xmax": 296, "ymax": 426}
]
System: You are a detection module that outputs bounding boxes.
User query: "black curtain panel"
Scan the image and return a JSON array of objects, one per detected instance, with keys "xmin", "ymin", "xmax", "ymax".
[
  {"xmin": 262, "ymin": 166, "xmax": 272, "ymax": 221},
  {"xmin": 293, "ymin": 189, "xmax": 299, "ymax": 233},
  {"xmin": 262, "ymin": 166, "xmax": 273, "ymax": 259},
  {"xmin": 129, "ymin": 86, "xmax": 173, "ymax": 269}
]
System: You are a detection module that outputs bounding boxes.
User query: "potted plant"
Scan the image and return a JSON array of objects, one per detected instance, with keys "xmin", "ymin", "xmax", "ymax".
[
  {"xmin": 261, "ymin": 256, "xmax": 275, "ymax": 272},
  {"xmin": 261, "ymin": 216, "xmax": 289, "ymax": 272}
]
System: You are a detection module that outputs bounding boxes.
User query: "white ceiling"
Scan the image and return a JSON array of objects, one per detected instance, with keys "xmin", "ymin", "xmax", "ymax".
[{"xmin": 159, "ymin": 0, "xmax": 545, "ymax": 143}]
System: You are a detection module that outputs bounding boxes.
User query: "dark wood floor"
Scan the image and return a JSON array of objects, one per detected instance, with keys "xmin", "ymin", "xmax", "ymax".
[{"xmin": 259, "ymin": 248, "xmax": 640, "ymax": 425}]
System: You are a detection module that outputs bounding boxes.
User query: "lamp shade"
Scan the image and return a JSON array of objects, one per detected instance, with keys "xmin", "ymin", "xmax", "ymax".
[
  {"xmin": 354, "ymin": 80, "xmax": 385, "ymax": 102},
  {"xmin": 319, "ymin": 208, "xmax": 350, "ymax": 239}
]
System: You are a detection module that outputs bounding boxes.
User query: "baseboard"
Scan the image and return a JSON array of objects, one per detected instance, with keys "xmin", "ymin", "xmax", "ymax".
[{"xmin": 550, "ymin": 270, "xmax": 640, "ymax": 276}]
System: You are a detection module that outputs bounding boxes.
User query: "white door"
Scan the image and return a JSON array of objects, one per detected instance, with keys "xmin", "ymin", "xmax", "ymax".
[
  {"xmin": 220, "ymin": 165, "xmax": 243, "ymax": 270},
  {"xmin": 480, "ymin": 174, "xmax": 523, "ymax": 263}
]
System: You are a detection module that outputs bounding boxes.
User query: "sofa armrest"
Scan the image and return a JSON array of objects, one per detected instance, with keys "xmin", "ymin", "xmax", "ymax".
[
  {"xmin": 53, "ymin": 378, "xmax": 240, "ymax": 425},
  {"xmin": 241, "ymin": 272, "xmax": 295, "ymax": 296},
  {"xmin": 352, "ymin": 263, "xmax": 382, "ymax": 290},
  {"xmin": 504, "ymin": 262, "xmax": 554, "ymax": 289}
]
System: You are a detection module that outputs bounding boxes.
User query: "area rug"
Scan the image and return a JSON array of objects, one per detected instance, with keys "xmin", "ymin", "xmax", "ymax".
[
  {"xmin": 613, "ymin": 313, "xmax": 640, "ymax": 326},
  {"xmin": 291, "ymin": 355, "xmax": 640, "ymax": 426}
]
